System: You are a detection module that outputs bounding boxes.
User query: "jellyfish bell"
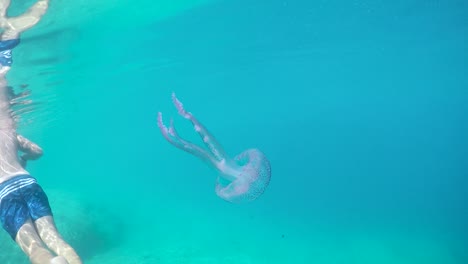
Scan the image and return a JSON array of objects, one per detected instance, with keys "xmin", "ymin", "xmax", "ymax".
[
  {"xmin": 158, "ymin": 94, "xmax": 271, "ymax": 203},
  {"xmin": 215, "ymin": 148, "xmax": 271, "ymax": 203}
]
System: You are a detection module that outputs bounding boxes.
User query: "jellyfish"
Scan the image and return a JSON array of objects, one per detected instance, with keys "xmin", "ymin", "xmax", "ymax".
[{"xmin": 157, "ymin": 93, "xmax": 271, "ymax": 203}]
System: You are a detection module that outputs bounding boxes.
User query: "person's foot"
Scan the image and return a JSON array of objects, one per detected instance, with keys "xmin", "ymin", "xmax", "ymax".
[
  {"xmin": 4, "ymin": 0, "xmax": 49, "ymax": 33},
  {"xmin": 50, "ymin": 256, "xmax": 69, "ymax": 264}
]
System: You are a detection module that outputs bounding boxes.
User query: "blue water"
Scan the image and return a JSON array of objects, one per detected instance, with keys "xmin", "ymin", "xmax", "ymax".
[{"xmin": 1, "ymin": 0, "xmax": 467, "ymax": 263}]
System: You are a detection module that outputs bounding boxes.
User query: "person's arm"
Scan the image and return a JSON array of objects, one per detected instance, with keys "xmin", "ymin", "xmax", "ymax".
[
  {"xmin": 0, "ymin": 0, "xmax": 49, "ymax": 40},
  {"xmin": 17, "ymin": 134, "xmax": 43, "ymax": 167}
]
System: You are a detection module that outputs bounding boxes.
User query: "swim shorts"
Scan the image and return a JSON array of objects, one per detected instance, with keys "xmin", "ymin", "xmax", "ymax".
[
  {"xmin": 0, "ymin": 39, "xmax": 20, "ymax": 67},
  {"xmin": 0, "ymin": 174, "xmax": 53, "ymax": 240}
]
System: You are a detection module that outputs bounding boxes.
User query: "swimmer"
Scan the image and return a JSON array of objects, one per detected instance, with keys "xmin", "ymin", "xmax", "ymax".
[{"xmin": 0, "ymin": 1, "xmax": 82, "ymax": 263}]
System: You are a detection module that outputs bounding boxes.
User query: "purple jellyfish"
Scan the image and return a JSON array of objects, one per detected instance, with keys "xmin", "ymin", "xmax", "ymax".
[{"xmin": 157, "ymin": 93, "xmax": 271, "ymax": 203}]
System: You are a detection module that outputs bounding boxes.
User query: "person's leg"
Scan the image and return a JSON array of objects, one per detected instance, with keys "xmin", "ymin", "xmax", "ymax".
[
  {"xmin": 0, "ymin": 0, "xmax": 49, "ymax": 40},
  {"xmin": 35, "ymin": 216, "xmax": 82, "ymax": 264},
  {"xmin": 24, "ymin": 181, "xmax": 83, "ymax": 264},
  {"xmin": 15, "ymin": 218, "xmax": 57, "ymax": 264},
  {"xmin": 0, "ymin": 0, "xmax": 11, "ymax": 18}
]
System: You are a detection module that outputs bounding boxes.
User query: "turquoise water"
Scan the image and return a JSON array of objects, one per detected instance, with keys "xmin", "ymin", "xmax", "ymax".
[{"xmin": 1, "ymin": 0, "xmax": 467, "ymax": 263}]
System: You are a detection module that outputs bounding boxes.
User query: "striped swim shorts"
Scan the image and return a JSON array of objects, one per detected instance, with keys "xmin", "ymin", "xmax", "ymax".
[{"xmin": 0, "ymin": 175, "xmax": 52, "ymax": 240}]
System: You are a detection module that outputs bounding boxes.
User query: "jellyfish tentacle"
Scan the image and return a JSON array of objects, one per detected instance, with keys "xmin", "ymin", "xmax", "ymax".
[
  {"xmin": 168, "ymin": 119, "xmax": 236, "ymax": 181},
  {"xmin": 157, "ymin": 112, "xmax": 219, "ymax": 167},
  {"xmin": 171, "ymin": 93, "xmax": 228, "ymax": 163},
  {"xmin": 166, "ymin": 118, "xmax": 213, "ymax": 160}
]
